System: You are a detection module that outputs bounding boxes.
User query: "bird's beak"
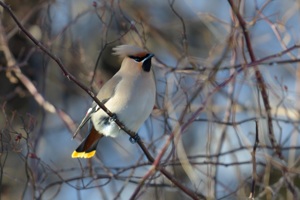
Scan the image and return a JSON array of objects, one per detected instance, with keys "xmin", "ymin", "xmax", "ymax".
[{"xmin": 145, "ymin": 53, "xmax": 154, "ymax": 60}]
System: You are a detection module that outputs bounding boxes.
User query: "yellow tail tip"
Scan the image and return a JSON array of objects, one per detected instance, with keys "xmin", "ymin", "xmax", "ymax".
[{"xmin": 71, "ymin": 150, "xmax": 96, "ymax": 158}]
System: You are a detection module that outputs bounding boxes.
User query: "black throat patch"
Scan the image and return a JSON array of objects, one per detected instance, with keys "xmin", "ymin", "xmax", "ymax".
[{"xmin": 142, "ymin": 58, "xmax": 151, "ymax": 72}]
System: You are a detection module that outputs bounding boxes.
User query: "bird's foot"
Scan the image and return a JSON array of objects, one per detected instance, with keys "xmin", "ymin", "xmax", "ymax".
[
  {"xmin": 109, "ymin": 113, "xmax": 118, "ymax": 122},
  {"xmin": 129, "ymin": 133, "xmax": 140, "ymax": 144}
]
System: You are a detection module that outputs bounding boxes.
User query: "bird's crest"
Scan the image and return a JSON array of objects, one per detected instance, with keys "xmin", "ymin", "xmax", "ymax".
[{"xmin": 113, "ymin": 44, "xmax": 148, "ymax": 58}]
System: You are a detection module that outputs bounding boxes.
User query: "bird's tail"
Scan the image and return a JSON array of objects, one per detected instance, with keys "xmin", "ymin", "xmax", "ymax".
[{"xmin": 72, "ymin": 126, "xmax": 103, "ymax": 158}]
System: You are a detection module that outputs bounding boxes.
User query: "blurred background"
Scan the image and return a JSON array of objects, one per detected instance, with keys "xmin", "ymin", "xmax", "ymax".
[{"xmin": 0, "ymin": 0, "xmax": 300, "ymax": 199}]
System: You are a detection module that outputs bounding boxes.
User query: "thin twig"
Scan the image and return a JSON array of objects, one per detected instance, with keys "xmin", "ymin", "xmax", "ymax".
[
  {"xmin": 249, "ymin": 120, "xmax": 259, "ymax": 199},
  {"xmin": 169, "ymin": 0, "xmax": 188, "ymax": 55}
]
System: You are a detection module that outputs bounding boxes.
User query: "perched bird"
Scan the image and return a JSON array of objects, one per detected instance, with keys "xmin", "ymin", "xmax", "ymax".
[{"xmin": 72, "ymin": 45, "xmax": 156, "ymax": 158}]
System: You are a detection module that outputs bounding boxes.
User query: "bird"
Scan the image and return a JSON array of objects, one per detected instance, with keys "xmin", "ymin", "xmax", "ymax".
[{"xmin": 72, "ymin": 44, "xmax": 156, "ymax": 158}]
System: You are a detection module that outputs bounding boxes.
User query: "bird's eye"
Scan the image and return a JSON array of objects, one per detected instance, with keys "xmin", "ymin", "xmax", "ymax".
[{"xmin": 129, "ymin": 56, "xmax": 143, "ymax": 62}]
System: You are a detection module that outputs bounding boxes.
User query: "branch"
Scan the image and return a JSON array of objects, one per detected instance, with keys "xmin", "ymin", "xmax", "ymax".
[
  {"xmin": 228, "ymin": 0, "xmax": 283, "ymax": 161},
  {"xmin": 228, "ymin": 1, "xmax": 299, "ymax": 198}
]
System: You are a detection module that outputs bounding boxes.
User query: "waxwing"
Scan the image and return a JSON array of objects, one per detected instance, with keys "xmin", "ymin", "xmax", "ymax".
[{"xmin": 72, "ymin": 45, "xmax": 156, "ymax": 158}]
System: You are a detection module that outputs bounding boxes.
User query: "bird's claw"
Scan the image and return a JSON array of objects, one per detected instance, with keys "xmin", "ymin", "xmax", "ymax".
[
  {"xmin": 129, "ymin": 133, "xmax": 140, "ymax": 143},
  {"xmin": 109, "ymin": 113, "xmax": 118, "ymax": 122}
]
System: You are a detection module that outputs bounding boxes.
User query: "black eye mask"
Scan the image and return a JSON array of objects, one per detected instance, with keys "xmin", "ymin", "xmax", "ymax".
[
  {"xmin": 128, "ymin": 54, "xmax": 150, "ymax": 62},
  {"xmin": 128, "ymin": 53, "xmax": 154, "ymax": 72}
]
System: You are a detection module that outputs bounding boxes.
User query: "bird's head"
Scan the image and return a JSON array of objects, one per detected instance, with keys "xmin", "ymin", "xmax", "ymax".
[{"xmin": 113, "ymin": 45, "xmax": 154, "ymax": 72}]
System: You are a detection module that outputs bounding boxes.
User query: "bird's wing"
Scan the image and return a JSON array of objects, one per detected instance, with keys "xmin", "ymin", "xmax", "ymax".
[
  {"xmin": 72, "ymin": 75, "xmax": 122, "ymax": 139},
  {"xmin": 96, "ymin": 75, "xmax": 122, "ymax": 103},
  {"xmin": 72, "ymin": 105, "xmax": 99, "ymax": 139}
]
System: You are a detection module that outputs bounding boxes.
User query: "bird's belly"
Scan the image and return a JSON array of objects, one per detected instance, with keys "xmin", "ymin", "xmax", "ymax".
[
  {"xmin": 100, "ymin": 122, "xmax": 120, "ymax": 137},
  {"xmin": 117, "ymin": 91, "xmax": 155, "ymax": 132},
  {"xmin": 91, "ymin": 112, "xmax": 122, "ymax": 138}
]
